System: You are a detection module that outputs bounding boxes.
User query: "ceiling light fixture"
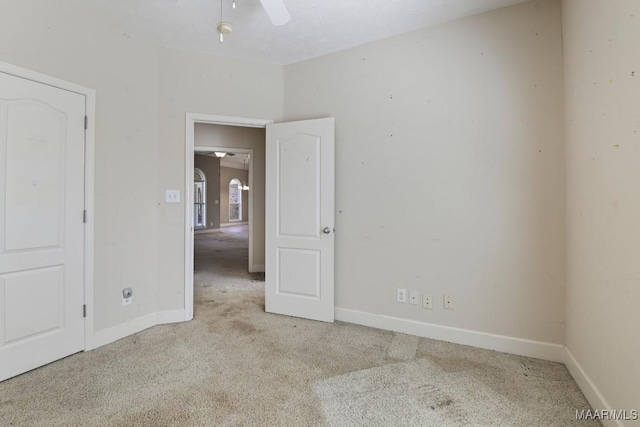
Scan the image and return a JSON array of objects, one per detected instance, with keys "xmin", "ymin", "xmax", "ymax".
[
  {"xmin": 217, "ymin": 22, "xmax": 233, "ymax": 43},
  {"xmin": 214, "ymin": 151, "xmax": 227, "ymax": 158},
  {"xmin": 217, "ymin": 0, "xmax": 234, "ymax": 43}
]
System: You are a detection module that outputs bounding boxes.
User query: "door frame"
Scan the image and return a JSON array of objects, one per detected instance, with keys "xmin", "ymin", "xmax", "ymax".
[
  {"xmin": 0, "ymin": 61, "xmax": 96, "ymax": 349},
  {"xmin": 184, "ymin": 113, "xmax": 272, "ymax": 321}
]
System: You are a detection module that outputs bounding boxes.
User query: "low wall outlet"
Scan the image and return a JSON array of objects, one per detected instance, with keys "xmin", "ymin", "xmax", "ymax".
[
  {"xmin": 122, "ymin": 288, "xmax": 133, "ymax": 306},
  {"xmin": 444, "ymin": 295, "xmax": 454, "ymax": 310},
  {"xmin": 422, "ymin": 294, "xmax": 433, "ymax": 309},
  {"xmin": 409, "ymin": 290, "xmax": 420, "ymax": 305},
  {"xmin": 396, "ymin": 288, "xmax": 407, "ymax": 303}
]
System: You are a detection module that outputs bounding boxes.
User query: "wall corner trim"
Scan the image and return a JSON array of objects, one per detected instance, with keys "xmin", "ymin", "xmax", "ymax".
[
  {"xmin": 249, "ymin": 264, "xmax": 265, "ymax": 273},
  {"xmin": 335, "ymin": 307, "xmax": 565, "ymax": 363},
  {"xmin": 564, "ymin": 348, "xmax": 623, "ymax": 427}
]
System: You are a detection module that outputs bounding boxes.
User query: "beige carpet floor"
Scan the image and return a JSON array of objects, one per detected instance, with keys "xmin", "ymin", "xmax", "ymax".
[{"xmin": 0, "ymin": 226, "xmax": 599, "ymax": 426}]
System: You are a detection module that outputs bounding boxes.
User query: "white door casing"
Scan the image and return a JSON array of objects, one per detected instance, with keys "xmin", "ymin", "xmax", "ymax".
[
  {"xmin": 0, "ymin": 71, "xmax": 86, "ymax": 381},
  {"xmin": 265, "ymin": 118, "xmax": 335, "ymax": 322}
]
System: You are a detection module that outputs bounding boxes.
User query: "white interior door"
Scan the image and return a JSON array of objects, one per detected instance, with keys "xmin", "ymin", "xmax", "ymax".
[
  {"xmin": 265, "ymin": 118, "xmax": 335, "ymax": 322},
  {"xmin": 0, "ymin": 71, "xmax": 85, "ymax": 381}
]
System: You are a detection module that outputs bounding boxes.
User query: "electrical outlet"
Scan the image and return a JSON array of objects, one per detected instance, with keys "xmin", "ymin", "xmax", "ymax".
[
  {"xmin": 409, "ymin": 290, "xmax": 420, "ymax": 305},
  {"xmin": 122, "ymin": 288, "xmax": 133, "ymax": 306},
  {"xmin": 422, "ymin": 294, "xmax": 433, "ymax": 309},
  {"xmin": 444, "ymin": 295, "xmax": 454, "ymax": 310},
  {"xmin": 396, "ymin": 288, "xmax": 407, "ymax": 303}
]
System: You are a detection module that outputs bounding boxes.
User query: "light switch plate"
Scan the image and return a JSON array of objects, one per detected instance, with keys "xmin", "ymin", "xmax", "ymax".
[
  {"xmin": 396, "ymin": 288, "xmax": 407, "ymax": 303},
  {"xmin": 166, "ymin": 190, "xmax": 180, "ymax": 203}
]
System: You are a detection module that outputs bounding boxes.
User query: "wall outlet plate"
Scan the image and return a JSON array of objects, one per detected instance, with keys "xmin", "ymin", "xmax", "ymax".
[
  {"xmin": 396, "ymin": 288, "xmax": 407, "ymax": 303},
  {"xmin": 122, "ymin": 288, "xmax": 133, "ymax": 306},
  {"xmin": 444, "ymin": 295, "xmax": 454, "ymax": 310},
  {"xmin": 422, "ymin": 294, "xmax": 433, "ymax": 309},
  {"xmin": 409, "ymin": 290, "xmax": 420, "ymax": 305}
]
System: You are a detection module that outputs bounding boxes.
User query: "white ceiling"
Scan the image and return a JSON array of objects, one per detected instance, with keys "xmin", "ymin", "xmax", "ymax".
[
  {"xmin": 220, "ymin": 153, "xmax": 250, "ymax": 170},
  {"xmin": 90, "ymin": 0, "xmax": 530, "ymax": 65}
]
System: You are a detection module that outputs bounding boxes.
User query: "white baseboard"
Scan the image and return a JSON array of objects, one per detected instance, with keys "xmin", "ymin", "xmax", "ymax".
[
  {"xmin": 335, "ymin": 308, "xmax": 565, "ymax": 363},
  {"xmin": 564, "ymin": 348, "xmax": 623, "ymax": 427},
  {"xmin": 194, "ymin": 228, "xmax": 220, "ymax": 235},
  {"xmin": 157, "ymin": 309, "xmax": 186, "ymax": 324},
  {"xmin": 88, "ymin": 309, "xmax": 187, "ymax": 350},
  {"xmin": 250, "ymin": 264, "xmax": 265, "ymax": 273},
  {"xmin": 221, "ymin": 222, "xmax": 248, "ymax": 227}
]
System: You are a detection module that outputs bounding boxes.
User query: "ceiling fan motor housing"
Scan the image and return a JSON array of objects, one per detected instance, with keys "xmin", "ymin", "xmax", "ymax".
[{"xmin": 217, "ymin": 22, "xmax": 233, "ymax": 35}]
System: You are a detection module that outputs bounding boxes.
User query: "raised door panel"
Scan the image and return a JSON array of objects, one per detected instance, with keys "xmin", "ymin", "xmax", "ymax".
[
  {"xmin": 277, "ymin": 134, "xmax": 320, "ymax": 239},
  {"xmin": 3, "ymin": 101, "xmax": 66, "ymax": 252}
]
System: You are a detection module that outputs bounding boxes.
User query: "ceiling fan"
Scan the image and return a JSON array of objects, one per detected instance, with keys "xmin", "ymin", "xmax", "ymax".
[{"xmin": 218, "ymin": 0, "xmax": 290, "ymax": 43}]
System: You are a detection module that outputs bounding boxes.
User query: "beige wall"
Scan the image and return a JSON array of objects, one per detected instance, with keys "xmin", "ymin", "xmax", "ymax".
[
  {"xmin": 563, "ymin": 0, "xmax": 640, "ymax": 418},
  {"xmin": 194, "ymin": 154, "xmax": 221, "ymax": 229},
  {"xmin": 4, "ymin": 0, "xmax": 636, "ymax": 413},
  {"xmin": 284, "ymin": 0, "xmax": 565, "ymax": 344},
  {"xmin": 195, "ymin": 125, "xmax": 266, "ymax": 271},
  {"xmin": 220, "ymin": 167, "xmax": 249, "ymax": 225},
  {"xmin": 0, "ymin": 0, "xmax": 161, "ymax": 331},
  {"xmin": 155, "ymin": 49, "xmax": 281, "ymax": 310},
  {"xmin": 0, "ymin": 0, "xmax": 283, "ymax": 330}
]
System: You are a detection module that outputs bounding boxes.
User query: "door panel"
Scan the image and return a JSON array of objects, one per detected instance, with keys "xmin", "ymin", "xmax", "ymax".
[
  {"xmin": 265, "ymin": 118, "xmax": 334, "ymax": 322},
  {"xmin": 277, "ymin": 248, "xmax": 320, "ymax": 298},
  {"xmin": 3, "ymin": 266, "xmax": 63, "ymax": 343},
  {"xmin": 0, "ymin": 71, "xmax": 85, "ymax": 382},
  {"xmin": 5, "ymin": 101, "xmax": 65, "ymax": 251},
  {"xmin": 277, "ymin": 134, "xmax": 320, "ymax": 238}
]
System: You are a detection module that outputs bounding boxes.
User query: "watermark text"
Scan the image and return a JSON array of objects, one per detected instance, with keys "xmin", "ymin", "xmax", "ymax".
[{"xmin": 576, "ymin": 409, "xmax": 638, "ymax": 421}]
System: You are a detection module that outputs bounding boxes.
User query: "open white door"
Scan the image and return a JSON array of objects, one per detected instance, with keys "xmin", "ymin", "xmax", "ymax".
[
  {"xmin": 0, "ymin": 71, "xmax": 86, "ymax": 381},
  {"xmin": 265, "ymin": 118, "xmax": 335, "ymax": 322}
]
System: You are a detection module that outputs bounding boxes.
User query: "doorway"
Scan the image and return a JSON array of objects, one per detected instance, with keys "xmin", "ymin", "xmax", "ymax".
[
  {"xmin": 184, "ymin": 114, "xmax": 272, "ymax": 320},
  {"xmin": 185, "ymin": 114, "xmax": 335, "ymax": 323},
  {"xmin": 192, "ymin": 147, "xmax": 256, "ymax": 291}
]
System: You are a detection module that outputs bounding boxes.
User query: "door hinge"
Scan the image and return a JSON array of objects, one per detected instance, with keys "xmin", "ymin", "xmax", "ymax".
[
  {"xmin": 84, "ymin": 115, "xmax": 88, "ymax": 130},
  {"xmin": 83, "ymin": 304, "xmax": 87, "ymax": 318},
  {"xmin": 83, "ymin": 210, "xmax": 87, "ymax": 223}
]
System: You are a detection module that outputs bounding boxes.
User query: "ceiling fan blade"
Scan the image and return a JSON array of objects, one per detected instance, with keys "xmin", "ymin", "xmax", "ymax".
[{"xmin": 258, "ymin": 0, "xmax": 291, "ymax": 26}]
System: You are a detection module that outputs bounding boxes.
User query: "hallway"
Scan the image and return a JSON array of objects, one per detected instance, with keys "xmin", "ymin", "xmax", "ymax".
[{"xmin": 194, "ymin": 225, "xmax": 264, "ymax": 289}]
